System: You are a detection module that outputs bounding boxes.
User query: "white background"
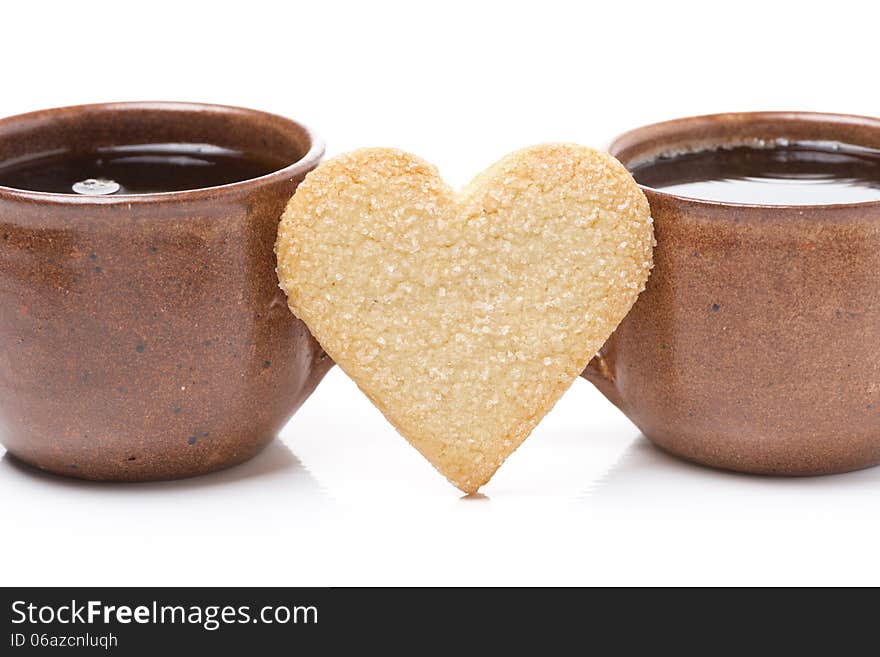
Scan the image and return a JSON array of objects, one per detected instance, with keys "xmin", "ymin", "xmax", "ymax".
[{"xmin": 2, "ymin": 0, "xmax": 879, "ymax": 586}]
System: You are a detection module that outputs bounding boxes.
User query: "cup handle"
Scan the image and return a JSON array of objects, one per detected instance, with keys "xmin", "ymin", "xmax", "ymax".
[{"xmin": 582, "ymin": 350, "xmax": 626, "ymax": 412}]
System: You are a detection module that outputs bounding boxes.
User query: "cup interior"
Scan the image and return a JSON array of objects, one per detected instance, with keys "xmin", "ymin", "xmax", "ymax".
[
  {"xmin": 0, "ymin": 102, "xmax": 318, "ymax": 194},
  {"xmin": 610, "ymin": 112, "xmax": 880, "ymax": 170}
]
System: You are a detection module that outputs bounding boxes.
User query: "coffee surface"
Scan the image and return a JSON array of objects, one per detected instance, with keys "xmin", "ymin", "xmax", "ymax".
[
  {"xmin": 0, "ymin": 143, "xmax": 290, "ymax": 194},
  {"xmin": 630, "ymin": 141, "xmax": 880, "ymax": 205}
]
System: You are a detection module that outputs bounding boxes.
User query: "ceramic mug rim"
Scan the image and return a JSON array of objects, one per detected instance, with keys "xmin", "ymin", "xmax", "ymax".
[
  {"xmin": 609, "ymin": 110, "xmax": 880, "ymax": 213},
  {"xmin": 0, "ymin": 101, "xmax": 324, "ymax": 206}
]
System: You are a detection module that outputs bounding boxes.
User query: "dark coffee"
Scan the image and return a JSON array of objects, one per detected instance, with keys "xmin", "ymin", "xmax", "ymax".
[
  {"xmin": 630, "ymin": 141, "xmax": 880, "ymax": 205},
  {"xmin": 0, "ymin": 143, "xmax": 290, "ymax": 195}
]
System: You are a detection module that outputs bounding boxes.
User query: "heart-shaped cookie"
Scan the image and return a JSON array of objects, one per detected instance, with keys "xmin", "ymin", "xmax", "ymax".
[{"xmin": 276, "ymin": 145, "xmax": 653, "ymax": 492}]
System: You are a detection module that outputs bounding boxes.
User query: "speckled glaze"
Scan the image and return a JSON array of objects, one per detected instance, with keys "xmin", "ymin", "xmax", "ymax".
[
  {"xmin": 585, "ymin": 112, "xmax": 880, "ymax": 475},
  {"xmin": 0, "ymin": 102, "xmax": 330, "ymax": 480}
]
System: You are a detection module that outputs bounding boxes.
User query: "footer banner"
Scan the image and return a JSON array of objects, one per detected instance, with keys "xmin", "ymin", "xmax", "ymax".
[{"xmin": 1, "ymin": 586, "xmax": 839, "ymax": 653}]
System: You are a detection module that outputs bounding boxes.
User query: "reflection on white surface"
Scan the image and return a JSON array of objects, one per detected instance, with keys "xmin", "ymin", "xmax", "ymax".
[
  {"xmin": 0, "ymin": 439, "xmax": 333, "ymax": 539},
  {"xmin": 591, "ymin": 435, "xmax": 880, "ymax": 512},
  {"xmin": 2, "ymin": 369, "xmax": 880, "ymax": 586}
]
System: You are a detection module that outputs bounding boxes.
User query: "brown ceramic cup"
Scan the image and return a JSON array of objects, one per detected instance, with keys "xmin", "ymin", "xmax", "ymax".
[
  {"xmin": 584, "ymin": 112, "xmax": 880, "ymax": 475},
  {"xmin": 0, "ymin": 102, "xmax": 330, "ymax": 480}
]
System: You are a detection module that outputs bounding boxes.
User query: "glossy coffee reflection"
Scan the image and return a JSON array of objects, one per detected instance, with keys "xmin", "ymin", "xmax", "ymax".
[
  {"xmin": 630, "ymin": 141, "xmax": 880, "ymax": 205},
  {"xmin": 0, "ymin": 144, "xmax": 290, "ymax": 195}
]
